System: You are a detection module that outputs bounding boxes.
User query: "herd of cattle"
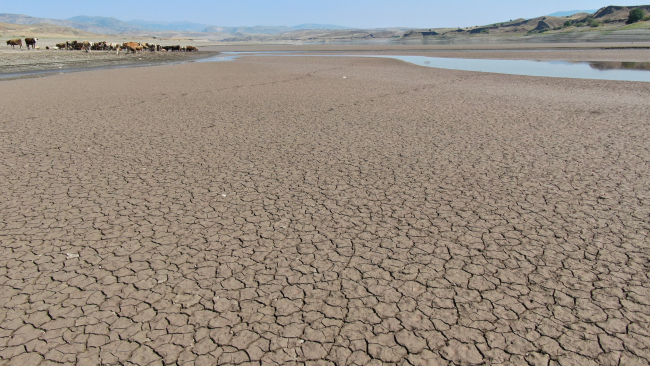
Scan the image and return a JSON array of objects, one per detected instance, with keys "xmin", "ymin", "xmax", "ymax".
[
  {"xmin": 6, "ymin": 38, "xmax": 37, "ymax": 49},
  {"xmin": 6, "ymin": 38, "xmax": 199, "ymax": 54}
]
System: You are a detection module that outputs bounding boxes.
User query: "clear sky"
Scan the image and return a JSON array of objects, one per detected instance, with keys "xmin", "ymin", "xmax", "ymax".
[{"xmin": 0, "ymin": 0, "xmax": 641, "ymax": 28}]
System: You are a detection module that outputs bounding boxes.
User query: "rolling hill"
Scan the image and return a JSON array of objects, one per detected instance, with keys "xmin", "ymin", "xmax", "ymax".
[
  {"xmin": 402, "ymin": 5, "xmax": 650, "ymax": 39},
  {"xmin": 0, "ymin": 21, "xmax": 101, "ymax": 38}
]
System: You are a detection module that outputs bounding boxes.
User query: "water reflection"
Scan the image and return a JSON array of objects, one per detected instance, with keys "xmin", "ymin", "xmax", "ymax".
[
  {"xmin": 368, "ymin": 56, "xmax": 650, "ymax": 82},
  {"xmin": 209, "ymin": 53, "xmax": 650, "ymax": 82},
  {"xmin": 587, "ymin": 61, "xmax": 650, "ymax": 71}
]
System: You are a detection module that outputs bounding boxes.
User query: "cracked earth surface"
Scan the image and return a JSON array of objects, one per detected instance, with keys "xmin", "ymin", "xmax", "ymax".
[{"xmin": 1, "ymin": 54, "xmax": 650, "ymax": 365}]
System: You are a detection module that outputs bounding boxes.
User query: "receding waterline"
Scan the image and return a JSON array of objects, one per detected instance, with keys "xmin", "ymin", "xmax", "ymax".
[
  {"xmin": 207, "ymin": 52, "xmax": 650, "ymax": 82},
  {"xmin": 4, "ymin": 52, "xmax": 649, "ymax": 82},
  {"xmin": 374, "ymin": 56, "xmax": 650, "ymax": 82}
]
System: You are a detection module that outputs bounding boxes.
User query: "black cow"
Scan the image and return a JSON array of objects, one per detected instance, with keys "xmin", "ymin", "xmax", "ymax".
[{"xmin": 25, "ymin": 38, "xmax": 37, "ymax": 49}]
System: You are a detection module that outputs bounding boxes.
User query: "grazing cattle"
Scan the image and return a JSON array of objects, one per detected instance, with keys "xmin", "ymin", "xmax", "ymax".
[
  {"xmin": 109, "ymin": 43, "xmax": 122, "ymax": 54},
  {"xmin": 25, "ymin": 38, "xmax": 37, "ymax": 49},
  {"xmin": 56, "ymin": 42, "xmax": 67, "ymax": 49},
  {"xmin": 6, "ymin": 39, "xmax": 22, "ymax": 49},
  {"xmin": 82, "ymin": 41, "xmax": 91, "ymax": 52},
  {"xmin": 91, "ymin": 41, "xmax": 107, "ymax": 50},
  {"xmin": 185, "ymin": 46, "xmax": 198, "ymax": 52},
  {"xmin": 66, "ymin": 40, "xmax": 85, "ymax": 50},
  {"xmin": 140, "ymin": 43, "xmax": 158, "ymax": 51},
  {"xmin": 124, "ymin": 42, "xmax": 143, "ymax": 54}
]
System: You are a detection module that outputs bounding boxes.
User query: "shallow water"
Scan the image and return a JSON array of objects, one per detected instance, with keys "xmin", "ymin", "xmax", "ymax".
[
  {"xmin": 207, "ymin": 52, "xmax": 650, "ymax": 82},
  {"xmin": 3, "ymin": 51, "xmax": 650, "ymax": 82},
  {"xmin": 372, "ymin": 56, "xmax": 650, "ymax": 82}
]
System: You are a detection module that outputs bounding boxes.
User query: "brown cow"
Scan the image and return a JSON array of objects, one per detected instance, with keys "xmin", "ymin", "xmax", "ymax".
[
  {"xmin": 123, "ymin": 42, "xmax": 143, "ymax": 54},
  {"xmin": 82, "ymin": 41, "xmax": 91, "ymax": 52},
  {"xmin": 25, "ymin": 38, "xmax": 37, "ymax": 49},
  {"xmin": 185, "ymin": 46, "xmax": 198, "ymax": 52},
  {"xmin": 6, "ymin": 39, "xmax": 22, "ymax": 49},
  {"xmin": 56, "ymin": 42, "xmax": 67, "ymax": 49}
]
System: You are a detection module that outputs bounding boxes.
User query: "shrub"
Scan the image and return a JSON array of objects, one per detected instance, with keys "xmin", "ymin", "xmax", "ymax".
[
  {"xmin": 575, "ymin": 21, "xmax": 586, "ymax": 27},
  {"xmin": 626, "ymin": 8, "xmax": 645, "ymax": 24},
  {"xmin": 587, "ymin": 18, "xmax": 601, "ymax": 27},
  {"xmin": 564, "ymin": 20, "xmax": 572, "ymax": 27},
  {"xmin": 643, "ymin": 15, "xmax": 650, "ymax": 21}
]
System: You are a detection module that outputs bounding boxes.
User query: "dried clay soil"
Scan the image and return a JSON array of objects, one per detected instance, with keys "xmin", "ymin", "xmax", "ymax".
[{"xmin": 1, "ymin": 51, "xmax": 650, "ymax": 365}]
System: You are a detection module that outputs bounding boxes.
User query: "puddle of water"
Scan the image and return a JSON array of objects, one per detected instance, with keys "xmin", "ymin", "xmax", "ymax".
[
  {"xmin": 195, "ymin": 55, "xmax": 240, "ymax": 63},
  {"xmin": 4, "ymin": 51, "xmax": 650, "ymax": 83},
  {"xmin": 374, "ymin": 56, "xmax": 650, "ymax": 82},
  {"xmin": 199, "ymin": 52, "xmax": 650, "ymax": 82}
]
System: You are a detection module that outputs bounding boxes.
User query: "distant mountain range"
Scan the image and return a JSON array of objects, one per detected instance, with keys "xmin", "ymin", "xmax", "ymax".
[
  {"xmin": 0, "ymin": 13, "xmax": 351, "ymax": 34},
  {"xmin": 203, "ymin": 24, "xmax": 352, "ymax": 34},
  {"xmin": 2, "ymin": 5, "xmax": 648, "ymax": 41},
  {"xmin": 547, "ymin": 10, "xmax": 598, "ymax": 17}
]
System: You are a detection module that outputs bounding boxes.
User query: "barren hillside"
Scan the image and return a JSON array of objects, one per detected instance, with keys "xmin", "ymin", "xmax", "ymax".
[{"xmin": 0, "ymin": 22, "xmax": 102, "ymax": 38}]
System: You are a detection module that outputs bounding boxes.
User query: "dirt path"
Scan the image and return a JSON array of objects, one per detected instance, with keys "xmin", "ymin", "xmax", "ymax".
[{"xmin": 1, "ymin": 53, "xmax": 649, "ymax": 365}]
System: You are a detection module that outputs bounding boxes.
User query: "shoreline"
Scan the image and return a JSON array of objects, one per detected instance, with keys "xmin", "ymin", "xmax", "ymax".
[
  {"xmin": 0, "ymin": 50, "xmax": 220, "ymax": 81},
  {"xmin": 3, "ymin": 43, "xmax": 650, "ymax": 81}
]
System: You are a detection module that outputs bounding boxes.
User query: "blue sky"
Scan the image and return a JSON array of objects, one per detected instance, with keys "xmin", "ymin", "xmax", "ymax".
[{"xmin": 0, "ymin": 0, "xmax": 638, "ymax": 28}]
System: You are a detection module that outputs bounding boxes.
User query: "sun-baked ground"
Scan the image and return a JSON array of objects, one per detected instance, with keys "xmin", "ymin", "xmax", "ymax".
[{"xmin": 1, "ymin": 49, "xmax": 649, "ymax": 365}]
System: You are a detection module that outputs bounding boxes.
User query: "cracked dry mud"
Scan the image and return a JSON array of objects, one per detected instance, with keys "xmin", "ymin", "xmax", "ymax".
[{"xmin": 1, "ymin": 53, "xmax": 650, "ymax": 366}]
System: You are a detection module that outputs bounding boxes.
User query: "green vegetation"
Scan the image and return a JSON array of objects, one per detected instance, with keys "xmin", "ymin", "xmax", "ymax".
[
  {"xmin": 526, "ymin": 28, "xmax": 549, "ymax": 35},
  {"xmin": 619, "ymin": 20, "xmax": 650, "ymax": 30},
  {"xmin": 626, "ymin": 8, "xmax": 645, "ymax": 24},
  {"xmin": 564, "ymin": 20, "xmax": 572, "ymax": 27},
  {"xmin": 643, "ymin": 15, "xmax": 650, "ymax": 21},
  {"xmin": 586, "ymin": 18, "xmax": 601, "ymax": 27}
]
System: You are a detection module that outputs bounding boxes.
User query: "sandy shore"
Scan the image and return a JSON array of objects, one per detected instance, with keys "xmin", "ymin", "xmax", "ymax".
[{"xmin": 1, "ymin": 52, "xmax": 649, "ymax": 365}]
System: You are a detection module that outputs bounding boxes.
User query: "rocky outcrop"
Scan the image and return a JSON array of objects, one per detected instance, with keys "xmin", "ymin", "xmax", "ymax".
[{"xmin": 534, "ymin": 20, "xmax": 552, "ymax": 31}]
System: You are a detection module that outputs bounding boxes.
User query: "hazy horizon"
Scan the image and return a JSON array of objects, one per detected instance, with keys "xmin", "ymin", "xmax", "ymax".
[{"xmin": 2, "ymin": 1, "xmax": 647, "ymax": 29}]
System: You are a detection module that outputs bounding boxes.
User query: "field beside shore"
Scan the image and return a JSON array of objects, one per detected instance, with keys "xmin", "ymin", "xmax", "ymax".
[{"xmin": 1, "ymin": 48, "xmax": 649, "ymax": 365}]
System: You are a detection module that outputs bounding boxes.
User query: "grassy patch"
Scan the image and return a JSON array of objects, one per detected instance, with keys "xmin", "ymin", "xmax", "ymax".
[{"xmin": 619, "ymin": 20, "xmax": 650, "ymax": 30}]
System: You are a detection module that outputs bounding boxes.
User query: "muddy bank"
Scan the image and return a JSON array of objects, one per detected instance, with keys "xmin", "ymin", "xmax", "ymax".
[{"xmin": 0, "ymin": 49, "xmax": 219, "ymax": 79}]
